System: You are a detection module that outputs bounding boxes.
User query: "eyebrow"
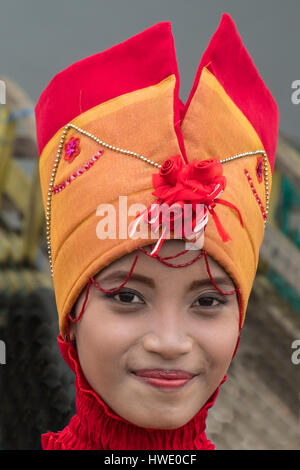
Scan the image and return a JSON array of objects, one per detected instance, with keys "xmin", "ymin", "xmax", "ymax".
[{"xmin": 98, "ymin": 271, "xmax": 234, "ymax": 292}]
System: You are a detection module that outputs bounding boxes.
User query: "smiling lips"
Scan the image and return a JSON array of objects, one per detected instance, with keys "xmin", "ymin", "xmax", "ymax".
[
  {"xmin": 132, "ymin": 369, "xmax": 196, "ymax": 390},
  {"xmin": 134, "ymin": 369, "xmax": 195, "ymax": 379}
]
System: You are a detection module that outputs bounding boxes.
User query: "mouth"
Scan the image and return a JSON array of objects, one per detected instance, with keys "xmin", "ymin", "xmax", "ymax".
[{"xmin": 131, "ymin": 370, "xmax": 198, "ymax": 391}]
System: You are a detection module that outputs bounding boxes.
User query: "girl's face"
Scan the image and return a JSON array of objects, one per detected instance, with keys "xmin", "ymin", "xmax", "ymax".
[{"xmin": 70, "ymin": 240, "xmax": 240, "ymax": 429}]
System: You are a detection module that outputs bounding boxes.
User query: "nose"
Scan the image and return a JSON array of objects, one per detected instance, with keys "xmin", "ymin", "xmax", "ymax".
[{"xmin": 142, "ymin": 309, "xmax": 193, "ymax": 359}]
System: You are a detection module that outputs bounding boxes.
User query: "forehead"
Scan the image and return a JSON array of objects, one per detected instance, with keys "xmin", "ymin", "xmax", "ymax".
[{"xmin": 96, "ymin": 239, "xmax": 233, "ymax": 288}]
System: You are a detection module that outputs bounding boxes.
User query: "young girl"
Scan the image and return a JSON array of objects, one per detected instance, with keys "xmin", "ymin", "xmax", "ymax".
[{"xmin": 34, "ymin": 13, "xmax": 279, "ymax": 450}]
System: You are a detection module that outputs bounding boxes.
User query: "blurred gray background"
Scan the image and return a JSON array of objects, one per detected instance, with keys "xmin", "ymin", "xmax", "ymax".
[{"xmin": 0, "ymin": 0, "xmax": 299, "ymax": 139}]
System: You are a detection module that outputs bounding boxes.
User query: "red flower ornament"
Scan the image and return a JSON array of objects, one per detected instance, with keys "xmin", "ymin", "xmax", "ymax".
[
  {"xmin": 64, "ymin": 136, "xmax": 81, "ymax": 163},
  {"xmin": 129, "ymin": 154, "xmax": 244, "ymax": 257}
]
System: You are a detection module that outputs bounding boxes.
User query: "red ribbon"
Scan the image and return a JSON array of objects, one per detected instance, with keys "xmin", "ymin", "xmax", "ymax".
[
  {"xmin": 129, "ymin": 155, "xmax": 245, "ymax": 255},
  {"xmin": 208, "ymin": 198, "xmax": 244, "ymax": 242}
]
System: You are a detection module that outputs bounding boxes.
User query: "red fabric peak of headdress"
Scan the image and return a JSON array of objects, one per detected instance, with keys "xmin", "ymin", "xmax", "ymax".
[
  {"xmin": 35, "ymin": 21, "xmax": 181, "ymax": 156},
  {"xmin": 35, "ymin": 14, "xmax": 279, "ymax": 173},
  {"xmin": 181, "ymin": 12, "xmax": 279, "ymax": 172}
]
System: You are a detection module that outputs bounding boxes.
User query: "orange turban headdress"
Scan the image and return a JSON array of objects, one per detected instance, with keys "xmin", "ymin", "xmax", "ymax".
[{"xmin": 35, "ymin": 13, "xmax": 279, "ymax": 337}]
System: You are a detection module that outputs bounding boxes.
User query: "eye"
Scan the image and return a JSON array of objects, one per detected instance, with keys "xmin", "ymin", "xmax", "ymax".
[
  {"xmin": 192, "ymin": 294, "xmax": 226, "ymax": 309},
  {"xmin": 104, "ymin": 289, "xmax": 145, "ymax": 305}
]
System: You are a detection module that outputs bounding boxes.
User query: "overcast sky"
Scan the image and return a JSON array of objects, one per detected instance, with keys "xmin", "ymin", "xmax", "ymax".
[{"xmin": 0, "ymin": 0, "xmax": 299, "ymax": 139}]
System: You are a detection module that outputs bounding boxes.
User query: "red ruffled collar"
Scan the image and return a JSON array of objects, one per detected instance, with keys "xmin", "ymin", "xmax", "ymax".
[{"xmin": 41, "ymin": 334, "xmax": 226, "ymax": 450}]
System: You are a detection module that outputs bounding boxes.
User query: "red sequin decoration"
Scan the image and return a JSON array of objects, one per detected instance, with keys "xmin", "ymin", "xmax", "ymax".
[
  {"xmin": 244, "ymin": 168, "xmax": 267, "ymax": 221},
  {"xmin": 53, "ymin": 149, "xmax": 104, "ymax": 194},
  {"xmin": 64, "ymin": 136, "xmax": 81, "ymax": 163},
  {"xmin": 256, "ymin": 156, "xmax": 264, "ymax": 183}
]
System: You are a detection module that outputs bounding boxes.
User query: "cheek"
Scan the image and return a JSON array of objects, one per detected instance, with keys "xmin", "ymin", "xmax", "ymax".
[
  {"xmin": 195, "ymin": 314, "xmax": 239, "ymax": 372},
  {"xmin": 192, "ymin": 317, "xmax": 238, "ymax": 401},
  {"xmin": 75, "ymin": 306, "xmax": 135, "ymax": 372},
  {"xmin": 210, "ymin": 325, "xmax": 238, "ymax": 366}
]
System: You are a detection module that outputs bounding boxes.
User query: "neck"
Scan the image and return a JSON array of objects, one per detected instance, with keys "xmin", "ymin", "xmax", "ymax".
[{"xmin": 41, "ymin": 335, "xmax": 225, "ymax": 450}]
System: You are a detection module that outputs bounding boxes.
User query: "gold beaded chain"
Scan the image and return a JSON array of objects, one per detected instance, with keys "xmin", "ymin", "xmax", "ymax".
[{"xmin": 45, "ymin": 123, "xmax": 270, "ymax": 278}]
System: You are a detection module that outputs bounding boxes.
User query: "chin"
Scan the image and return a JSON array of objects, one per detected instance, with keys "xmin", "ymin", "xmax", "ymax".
[{"xmin": 128, "ymin": 412, "xmax": 193, "ymax": 430}]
